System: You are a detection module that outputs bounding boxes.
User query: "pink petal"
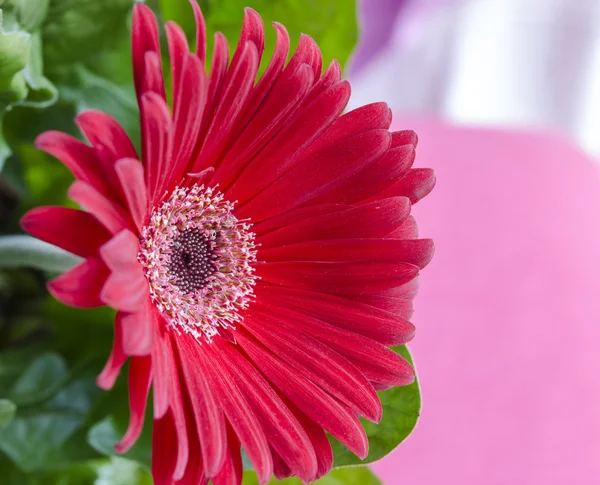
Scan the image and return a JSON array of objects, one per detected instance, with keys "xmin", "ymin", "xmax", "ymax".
[{"xmin": 118, "ymin": 300, "xmax": 154, "ymax": 356}]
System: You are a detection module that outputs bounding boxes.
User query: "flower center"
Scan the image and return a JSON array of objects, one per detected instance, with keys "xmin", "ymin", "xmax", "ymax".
[
  {"xmin": 168, "ymin": 229, "xmax": 217, "ymax": 293},
  {"xmin": 138, "ymin": 185, "xmax": 257, "ymax": 342}
]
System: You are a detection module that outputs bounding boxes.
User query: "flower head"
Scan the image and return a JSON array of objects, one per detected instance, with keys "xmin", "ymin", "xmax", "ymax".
[{"xmin": 21, "ymin": 2, "xmax": 435, "ymax": 484}]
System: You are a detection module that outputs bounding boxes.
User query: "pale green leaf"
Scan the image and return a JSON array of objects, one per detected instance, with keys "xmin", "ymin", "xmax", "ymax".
[
  {"xmin": 0, "ymin": 398, "xmax": 16, "ymax": 428},
  {"xmin": 0, "ymin": 235, "xmax": 83, "ymax": 273},
  {"xmin": 9, "ymin": 352, "xmax": 69, "ymax": 406}
]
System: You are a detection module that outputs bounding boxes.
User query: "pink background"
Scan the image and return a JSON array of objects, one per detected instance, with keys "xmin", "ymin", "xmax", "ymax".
[{"xmin": 372, "ymin": 118, "xmax": 600, "ymax": 484}]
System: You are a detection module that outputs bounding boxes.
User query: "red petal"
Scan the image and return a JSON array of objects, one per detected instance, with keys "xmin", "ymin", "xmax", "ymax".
[
  {"xmin": 286, "ymin": 405, "xmax": 333, "ymax": 480},
  {"xmin": 236, "ymin": 328, "xmax": 369, "ymax": 459},
  {"xmin": 304, "ymin": 59, "xmax": 341, "ymax": 105},
  {"xmin": 190, "ymin": 0, "xmax": 207, "ymax": 62},
  {"xmin": 303, "ymin": 102, "xmax": 392, "ymax": 159},
  {"xmin": 226, "ymin": 81, "xmax": 351, "ymax": 206},
  {"xmin": 68, "ymin": 180, "xmax": 132, "ymax": 235},
  {"xmin": 213, "ymin": 64, "xmax": 313, "ymax": 189},
  {"xmin": 75, "ymin": 110, "xmax": 138, "ymax": 201},
  {"xmin": 152, "ymin": 411, "xmax": 178, "ymax": 485},
  {"xmin": 115, "ymin": 355, "xmax": 151, "ymax": 453},
  {"xmin": 211, "ymin": 423, "xmax": 243, "ymax": 485},
  {"xmin": 36, "ymin": 131, "xmax": 112, "ymax": 198},
  {"xmin": 373, "ymin": 167, "xmax": 436, "ymax": 204},
  {"xmin": 21, "ymin": 206, "xmax": 110, "ymax": 257},
  {"xmin": 236, "ymin": 129, "xmax": 390, "ymax": 221},
  {"xmin": 152, "ymin": 325, "xmax": 171, "ymax": 419},
  {"xmin": 242, "ymin": 312, "xmax": 382, "ymax": 422},
  {"xmin": 236, "ymin": 22, "xmax": 290, "ymax": 129},
  {"xmin": 178, "ymin": 334, "xmax": 227, "ymax": 477},
  {"xmin": 255, "ymin": 285, "xmax": 415, "ymax": 345},
  {"xmin": 320, "ymin": 145, "xmax": 415, "ymax": 205},
  {"xmin": 114, "ymin": 158, "xmax": 149, "ymax": 232},
  {"xmin": 48, "ymin": 257, "xmax": 108, "ymax": 307},
  {"xmin": 132, "ymin": 4, "xmax": 164, "ymax": 101},
  {"xmin": 97, "ymin": 317, "xmax": 127, "ymax": 390},
  {"xmin": 216, "ymin": 339, "xmax": 318, "ymax": 482},
  {"xmin": 257, "ymin": 260, "xmax": 420, "ymax": 294},
  {"xmin": 391, "ymin": 129, "xmax": 418, "ymax": 148},
  {"xmin": 168, "ymin": 54, "xmax": 207, "ymax": 193},
  {"xmin": 165, "ymin": 21, "xmax": 189, "ymax": 110},
  {"xmin": 75, "ymin": 111, "xmax": 138, "ymax": 162},
  {"xmin": 256, "ymin": 197, "xmax": 410, "ymax": 249},
  {"xmin": 163, "ymin": 334, "xmax": 189, "ymax": 481},
  {"xmin": 202, "ymin": 342, "xmax": 273, "ymax": 484},
  {"xmin": 260, "ymin": 237, "xmax": 435, "ymax": 269},
  {"xmin": 199, "ymin": 41, "xmax": 260, "ymax": 171},
  {"xmin": 263, "ymin": 305, "xmax": 415, "ymax": 386},
  {"xmin": 140, "ymin": 92, "xmax": 173, "ymax": 207}
]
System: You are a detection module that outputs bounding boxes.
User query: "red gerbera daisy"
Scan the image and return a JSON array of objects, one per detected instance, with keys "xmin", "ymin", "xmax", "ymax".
[{"xmin": 21, "ymin": 2, "xmax": 435, "ymax": 484}]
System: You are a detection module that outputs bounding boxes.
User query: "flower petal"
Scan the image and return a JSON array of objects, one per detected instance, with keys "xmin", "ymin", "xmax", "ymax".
[
  {"xmin": 21, "ymin": 206, "xmax": 111, "ymax": 257},
  {"xmin": 115, "ymin": 356, "xmax": 151, "ymax": 453},
  {"xmin": 256, "ymin": 197, "xmax": 411, "ymax": 248},
  {"xmin": 236, "ymin": 328, "xmax": 369, "ymax": 459},
  {"xmin": 115, "ymin": 158, "xmax": 149, "ymax": 232},
  {"xmin": 48, "ymin": 257, "xmax": 108, "ymax": 308},
  {"xmin": 119, "ymin": 299, "xmax": 155, "ymax": 356},
  {"xmin": 216, "ymin": 339, "xmax": 318, "ymax": 482},
  {"xmin": 68, "ymin": 180, "xmax": 133, "ymax": 235},
  {"xmin": 255, "ymin": 285, "xmax": 415, "ymax": 345},
  {"xmin": 257, "ymin": 260, "xmax": 420, "ymax": 294},
  {"xmin": 242, "ymin": 311, "xmax": 382, "ymax": 422},
  {"xmin": 178, "ymin": 334, "xmax": 227, "ymax": 477}
]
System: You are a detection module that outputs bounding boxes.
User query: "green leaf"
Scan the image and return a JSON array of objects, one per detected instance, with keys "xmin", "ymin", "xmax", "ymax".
[
  {"xmin": 0, "ymin": 398, "xmax": 16, "ymax": 428},
  {"xmin": 9, "ymin": 352, "xmax": 69, "ymax": 406},
  {"xmin": 12, "ymin": 0, "xmax": 50, "ymax": 32},
  {"xmin": 0, "ymin": 11, "xmax": 30, "ymax": 98},
  {"xmin": 95, "ymin": 457, "xmax": 153, "ymax": 485},
  {"xmin": 331, "ymin": 346, "xmax": 421, "ymax": 467},
  {"xmin": 88, "ymin": 415, "xmax": 152, "ymax": 471},
  {"xmin": 0, "ymin": 235, "xmax": 83, "ymax": 272},
  {"xmin": 0, "ymin": 372, "xmax": 100, "ymax": 472},
  {"xmin": 160, "ymin": 0, "xmax": 358, "ymax": 73},
  {"xmin": 21, "ymin": 30, "xmax": 57, "ymax": 108},
  {"xmin": 59, "ymin": 65, "xmax": 140, "ymax": 149},
  {"xmin": 42, "ymin": 0, "xmax": 135, "ymax": 75},
  {"xmin": 242, "ymin": 466, "xmax": 381, "ymax": 485}
]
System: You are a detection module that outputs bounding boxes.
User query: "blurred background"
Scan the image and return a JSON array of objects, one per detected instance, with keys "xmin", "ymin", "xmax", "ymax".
[{"xmin": 0, "ymin": 0, "xmax": 599, "ymax": 484}]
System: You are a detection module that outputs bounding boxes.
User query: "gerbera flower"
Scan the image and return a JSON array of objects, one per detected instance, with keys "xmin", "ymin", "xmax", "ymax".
[{"xmin": 21, "ymin": 2, "xmax": 435, "ymax": 484}]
